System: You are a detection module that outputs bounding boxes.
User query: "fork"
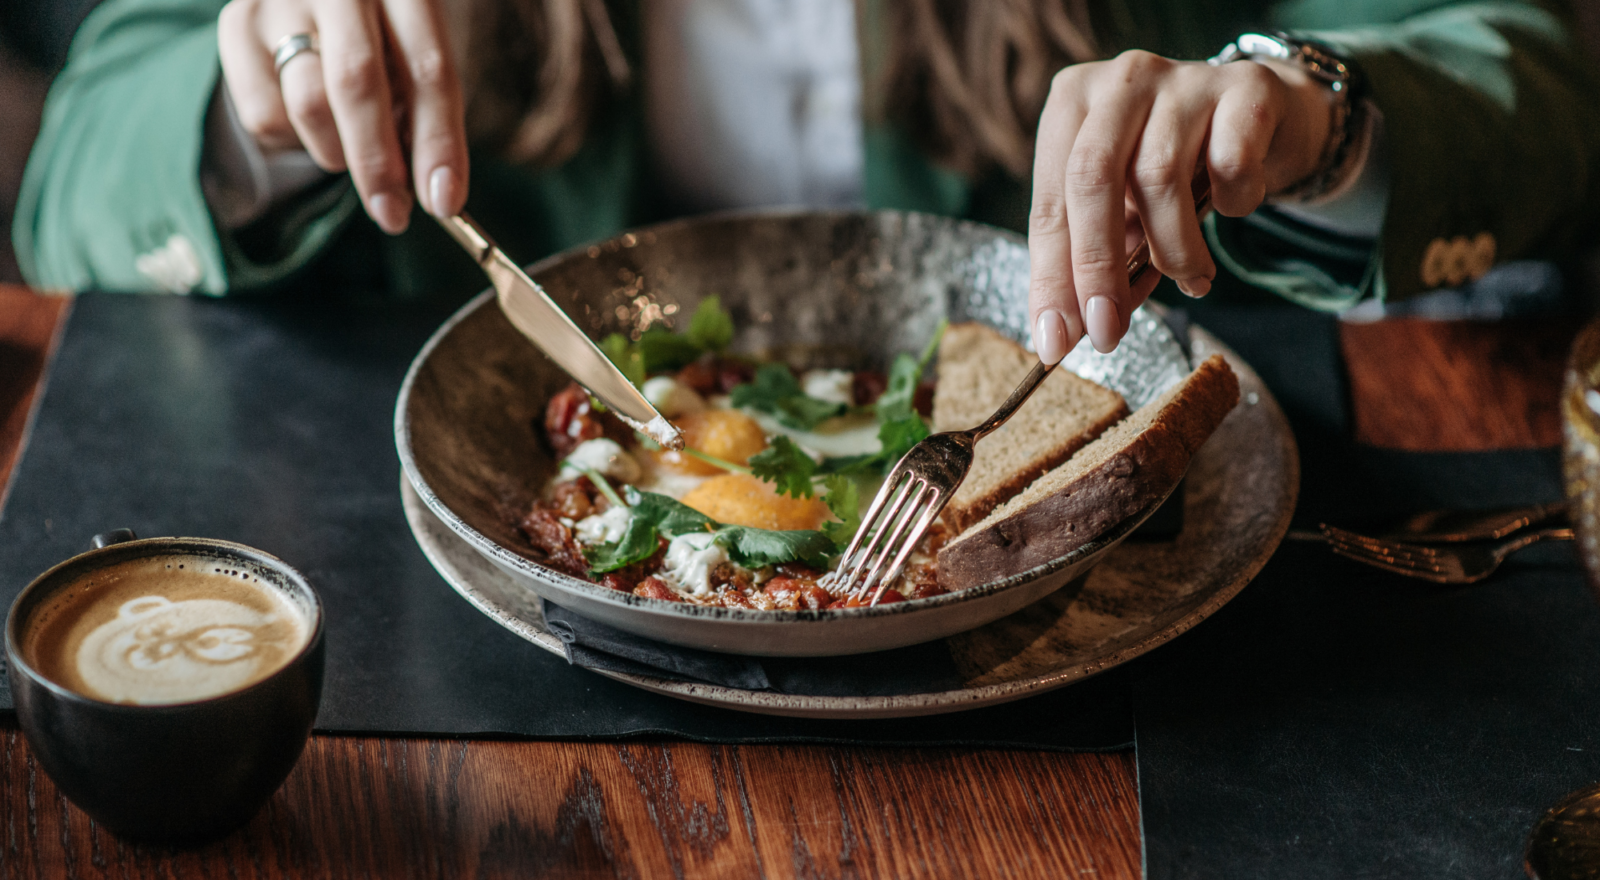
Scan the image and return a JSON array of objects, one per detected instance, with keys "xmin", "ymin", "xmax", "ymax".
[
  {"xmin": 1286, "ymin": 500, "xmax": 1569, "ymax": 544},
  {"xmin": 822, "ymin": 180, "xmax": 1215, "ymax": 605},
  {"xmin": 820, "ymin": 360, "xmax": 1057, "ymax": 603},
  {"xmin": 1320, "ymin": 524, "xmax": 1575, "ymax": 584}
]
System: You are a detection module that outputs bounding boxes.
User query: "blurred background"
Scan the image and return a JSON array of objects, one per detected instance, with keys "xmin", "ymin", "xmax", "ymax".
[
  {"xmin": 1, "ymin": 1, "xmax": 1597, "ymax": 289},
  {"xmin": 1, "ymin": 0, "xmax": 99, "ymax": 284}
]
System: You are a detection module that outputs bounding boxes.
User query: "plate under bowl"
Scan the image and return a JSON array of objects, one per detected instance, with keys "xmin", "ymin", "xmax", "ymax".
[{"xmin": 395, "ymin": 210, "xmax": 1270, "ymax": 656}]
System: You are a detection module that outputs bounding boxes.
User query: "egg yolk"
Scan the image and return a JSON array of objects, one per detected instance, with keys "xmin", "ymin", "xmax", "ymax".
[
  {"xmin": 652, "ymin": 409, "xmax": 769, "ymax": 476},
  {"xmin": 680, "ymin": 474, "xmax": 832, "ymax": 531}
]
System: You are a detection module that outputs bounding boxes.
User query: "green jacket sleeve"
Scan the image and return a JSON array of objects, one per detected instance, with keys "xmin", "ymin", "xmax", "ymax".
[
  {"xmin": 13, "ymin": 0, "xmax": 236, "ymax": 293},
  {"xmin": 1211, "ymin": 0, "xmax": 1600, "ymax": 310}
]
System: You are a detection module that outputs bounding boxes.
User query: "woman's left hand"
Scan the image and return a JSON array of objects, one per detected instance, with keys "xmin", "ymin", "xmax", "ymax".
[{"xmin": 1027, "ymin": 50, "xmax": 1336, "ymax": 359}]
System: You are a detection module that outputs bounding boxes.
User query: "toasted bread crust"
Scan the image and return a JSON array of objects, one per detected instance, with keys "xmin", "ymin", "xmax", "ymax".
[
  {"xmin": 937, "ymin": 355, "xmax": 1239, "ymax": 590},
  {"xmin": 933, "ymin": 323, "xmax": 1127, "ymax": 534},
  {"xmin": 941, "ymin": 404, "xmax": 1127, "ymax": 533}
]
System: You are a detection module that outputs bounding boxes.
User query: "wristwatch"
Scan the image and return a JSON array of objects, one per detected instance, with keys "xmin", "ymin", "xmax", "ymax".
[{"xmin": 1209, "ymin": 32, "xmax": 1367, "ymax": 202}]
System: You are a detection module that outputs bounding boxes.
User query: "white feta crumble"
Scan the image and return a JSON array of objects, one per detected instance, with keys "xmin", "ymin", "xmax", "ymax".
[
  {"xmin": 560, "ymin": 438, "xmax": 642, "ymax": 483},
  {"xmin": 662, "ymin": 532, "xmax": 727, "ymax": 597},
  {"xmin": 641, "ymin": 375, "xmax": 707, "ymax": 418},
  {"xmin": 573, "ymin": 505, "xmax": 633, "ymax": 545},
  {"xmin": 800, "ymin": 369, "xmax": 855, "ymax": 406}
]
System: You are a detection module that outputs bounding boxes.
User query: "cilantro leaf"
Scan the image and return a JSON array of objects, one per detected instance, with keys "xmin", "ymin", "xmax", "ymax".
[
  {"xmin": 687, "ymin": 295, "xmax": 734, "ymax": 352},
  {"xmin": 635, "ymin": 326, "xmax": 705, "ymax": 374},
  {"xmin": 715, "ymin": 527, "xmax": 836, "ymax": 570},
  {"xmin": 599, "ymin": 297, "xmax": 737, "ymax": 382},
  {"xmin": 600, "ymin": 332, "xmax": 646, "ymax": 386},
  {"xmin": 814, "ymin": 453, "xmax": 874, "ymax": 476},
  {"xmin": 584, "ymin": 514, "xmax": 659, "ymax": 573},
  {"xmin": 875, "ymin": 352, "xmax": 921, "ymax": 423},
  {"xmin": 777, "ymin": 396, "xmax": 851, "ymax": 430},
  {"xmin": 873, "ymin": 319, "xmax": 946, "ymax": 423},
  {"xmin": 748, "ymin": 436, "xmax": 817, "ymax": 498},
  {"xmin": 586, "ymin": 487, "xmax": 837, "ymax": 576},
  {"xmin": 822, "ymin": 320, "xmax": 945, "ymax": 476},
  {"xmin": 811, "ymin": 415, "xmax": 931, "ymax": 478},
  {"xmin": 821, "ymin": 474, "xmax": 862, "ymax": 546},
  {"xmin": 917, "ymin": 318, "xmax": 949, "ymax": 372},
  {"xmin": 729, "ymin": 363, "xmax": 847, "ymax": 430},
  {"xmin": 624, "ymin": 487, "xmax": 717, "ymax": 536},
  {"xmin": 586, "ymin": 490, "xmax": 716, "ymax": 575},
  {"xmin": 730, "ymin": 361, "xmax": 799, "ymax": 405}
]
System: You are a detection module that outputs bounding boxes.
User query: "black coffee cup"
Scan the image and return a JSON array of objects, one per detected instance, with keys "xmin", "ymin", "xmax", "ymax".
[{"xmin": 5, "ymin": 531, "xmax": 324, "ymax": 844}]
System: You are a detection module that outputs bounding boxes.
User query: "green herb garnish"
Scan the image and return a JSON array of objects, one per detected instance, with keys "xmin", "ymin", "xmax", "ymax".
[
  {"xmin": 686, "ymin": 294, "xmax": 734, "ymax": 352},
  {"xmin": 584, "ymin": 487, "xmax": 836, "ymax": 575},
  {"xmin": 748, "ymin": 436, "xmax": 818, "ymax": 499},
  {"xmin": 729, "ymin": 363, "xmax": 850, "ymax": 430},
  {"xmin": 599, "ymin": 296, "xmax": 735, "ymax": 383},
  {"xmin": 820, "ymin": 473, "xmax": 863, "ymax": 546},
  {"xmin": 715, "ymin": 526, "xmax": 835, "ymax": 570}
]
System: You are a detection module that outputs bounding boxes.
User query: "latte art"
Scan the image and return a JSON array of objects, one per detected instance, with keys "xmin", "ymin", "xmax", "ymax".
[
  {"xmin": 76, "ymin": 595, "xmax": 292, "ymax": 703},
  {"xmin": 22, "ymin": 555, "xmax": 312, "ymax": 705}
]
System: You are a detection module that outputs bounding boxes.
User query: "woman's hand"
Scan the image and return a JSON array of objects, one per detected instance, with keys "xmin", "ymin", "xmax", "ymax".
[
  {"xmin": 1028, "ymin": 50, "xmax": 1335, "ymax": 359},
  {"xmin": 217, "ymin": 0, "xmax": 468, "ymax": 233}
]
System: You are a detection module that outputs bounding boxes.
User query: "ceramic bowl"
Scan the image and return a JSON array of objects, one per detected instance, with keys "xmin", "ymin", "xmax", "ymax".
[
  {"xmin": 396, "ymin": 210, "xmax": 1205, "ymax": 656},
  {"xmin": 1563, "ymin": 317, "xmax": 1600, "ymax": 593}
]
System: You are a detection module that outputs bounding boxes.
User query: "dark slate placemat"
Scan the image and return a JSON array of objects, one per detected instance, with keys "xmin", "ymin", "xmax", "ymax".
[
  {"xmin": 1136, "ymin": 296, "xmax": 1590, "ymax": 877},
  {"xmin": 0, "ymin": 292, "xmax": 1130, "ymax": 749}
]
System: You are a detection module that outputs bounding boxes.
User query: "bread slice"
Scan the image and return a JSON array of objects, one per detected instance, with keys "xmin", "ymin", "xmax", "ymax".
[
  {"xmin": 933, "ymin": 323, "xmax": 1128, "ymax": 534},
  {"xmin": 937, "ymin": 354, "xmax": 1239, "ymax": 590}
]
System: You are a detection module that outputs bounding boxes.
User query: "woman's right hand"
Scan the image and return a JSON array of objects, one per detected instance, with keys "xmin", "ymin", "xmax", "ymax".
[{"xmin": 217, "ymin": 0, "xmax": 468, "ymax": 233}]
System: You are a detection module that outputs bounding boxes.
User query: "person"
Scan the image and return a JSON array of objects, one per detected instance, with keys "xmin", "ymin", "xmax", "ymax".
[{"xmin": 12, "ymin": 0, "xmax": 1600, "ymax": 358}]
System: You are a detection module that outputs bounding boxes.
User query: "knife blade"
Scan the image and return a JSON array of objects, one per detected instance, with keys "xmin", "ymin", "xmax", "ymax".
[{"xmin": 438, "ymin": 214, "xmax": 684, "ymax": 451}]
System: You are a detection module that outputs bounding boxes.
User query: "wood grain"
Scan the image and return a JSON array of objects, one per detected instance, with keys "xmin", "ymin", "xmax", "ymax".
[
  {"xmin": 0, "ymin": 285, "xmax": 69, "ymax": 505},
  {"xmin": 0, "ymin": 731, "xmax": 1142, "ymax": 880},
  {"xmin": 0, "ymin": 286, "xmax": 1141, "ymax": 879},
  {"xmin": 1340, "ymin": 318, "xmax": 1572, "ymax": 450}
]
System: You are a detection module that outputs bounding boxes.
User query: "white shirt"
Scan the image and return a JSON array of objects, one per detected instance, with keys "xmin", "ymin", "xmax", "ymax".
[{"xmin": 643, "ymin": 0, "xmax": 863, "ymax": 212}]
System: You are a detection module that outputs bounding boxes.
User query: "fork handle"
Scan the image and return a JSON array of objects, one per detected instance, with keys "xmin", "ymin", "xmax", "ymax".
[
  {"xmin": 969, "ymin": 360, "xmax": 1056, "ymax": 440},
  {"xmin": 1491, "ymin": 527, "xmax": 1575, "ymax": 560}
]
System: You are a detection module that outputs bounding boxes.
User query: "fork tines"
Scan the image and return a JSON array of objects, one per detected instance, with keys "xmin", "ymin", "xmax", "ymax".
[
  {"xmin": 1319, "ymin": 524, "xmax": 1455, "ymax": 582},
  {"xmin": 822, "ymin": 466, "xmax": 946, "ymax": 605}
]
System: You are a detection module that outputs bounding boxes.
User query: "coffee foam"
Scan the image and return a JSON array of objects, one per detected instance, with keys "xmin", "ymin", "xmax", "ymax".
[{"xmin": 23, "ymin": 555, "xmax": 312, "ymax": 705}]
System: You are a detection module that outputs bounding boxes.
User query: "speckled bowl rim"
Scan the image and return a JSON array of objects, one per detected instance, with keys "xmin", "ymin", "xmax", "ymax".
[
  {"xmin": 1561, "ymin": 318, "xmax": 1600, "ymax": 592},
  {"xmin": 396, "ymin": 210, "xmax": 1171, "ymax": 627}
]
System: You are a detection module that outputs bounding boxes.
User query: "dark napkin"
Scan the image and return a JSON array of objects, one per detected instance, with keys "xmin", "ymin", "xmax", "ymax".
[
  {"xmin": 542, "ymin": 600, "xmax": 965, "ymax": 695},
  {"xmin": 0, "ymin": 292, "xmax": 1129, "ymax": 749},
  {"xmin": 1135, "ymin": 294, "xmax": 1589, "ymax": 877}
]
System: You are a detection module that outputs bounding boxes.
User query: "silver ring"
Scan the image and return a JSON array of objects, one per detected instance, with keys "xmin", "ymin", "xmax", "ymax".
[{"xmin": 272, "ymin": 32, "xmax": 318, "ymax": 77}]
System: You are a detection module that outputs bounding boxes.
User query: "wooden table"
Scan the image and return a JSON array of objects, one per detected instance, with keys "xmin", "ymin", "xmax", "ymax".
[{"xmin": 0, "ymin": 284, "xmax": 1568, "ymax": 878}]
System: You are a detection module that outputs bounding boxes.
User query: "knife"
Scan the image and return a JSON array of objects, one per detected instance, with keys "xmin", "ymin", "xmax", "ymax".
[{"xmin": 438, "ymin": 213, "xmax": 685, "ymax": 451}]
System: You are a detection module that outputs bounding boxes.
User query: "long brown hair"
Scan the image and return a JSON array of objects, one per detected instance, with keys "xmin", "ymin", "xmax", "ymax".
[{"xmin": 466, "ymin": 0, "xmax": 1098, "ymax": 179}]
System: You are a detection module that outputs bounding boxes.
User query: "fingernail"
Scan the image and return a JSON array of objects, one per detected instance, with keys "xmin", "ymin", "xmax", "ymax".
[
  {"xmin": 428, "ymin": 166, "xmax": 458, "ymax": 217},
  {"xmin": 1085, "ymin": 296, "xmax": 1121, "ymax": 353},
  {"xmin": 1034, "ymin": 309, "xmax": 1072, "ymax": 365},
  {"xmin": 1177, "ymin": 276, "xmax": 1212, "ymax": 298},
  {"xmin": 369, "ymin": 193, "xmax": 411, "ymax": 234}
]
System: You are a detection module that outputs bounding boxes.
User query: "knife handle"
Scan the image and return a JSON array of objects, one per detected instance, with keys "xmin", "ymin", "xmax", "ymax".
[{"xmin": 437, "ymin": 214, "xmax": 498, "ymax": 267}]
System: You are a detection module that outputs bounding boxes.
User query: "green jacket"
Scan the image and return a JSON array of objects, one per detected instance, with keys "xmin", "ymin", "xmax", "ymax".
[{"xmin": 14, "ymin": 0, "xmax": 1600, "ymax": 310}]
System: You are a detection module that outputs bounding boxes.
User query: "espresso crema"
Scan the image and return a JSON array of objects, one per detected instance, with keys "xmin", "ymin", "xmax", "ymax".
[{"xmin": 22, "ymin": 556, "xmax": 311, "ymax": 705}]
